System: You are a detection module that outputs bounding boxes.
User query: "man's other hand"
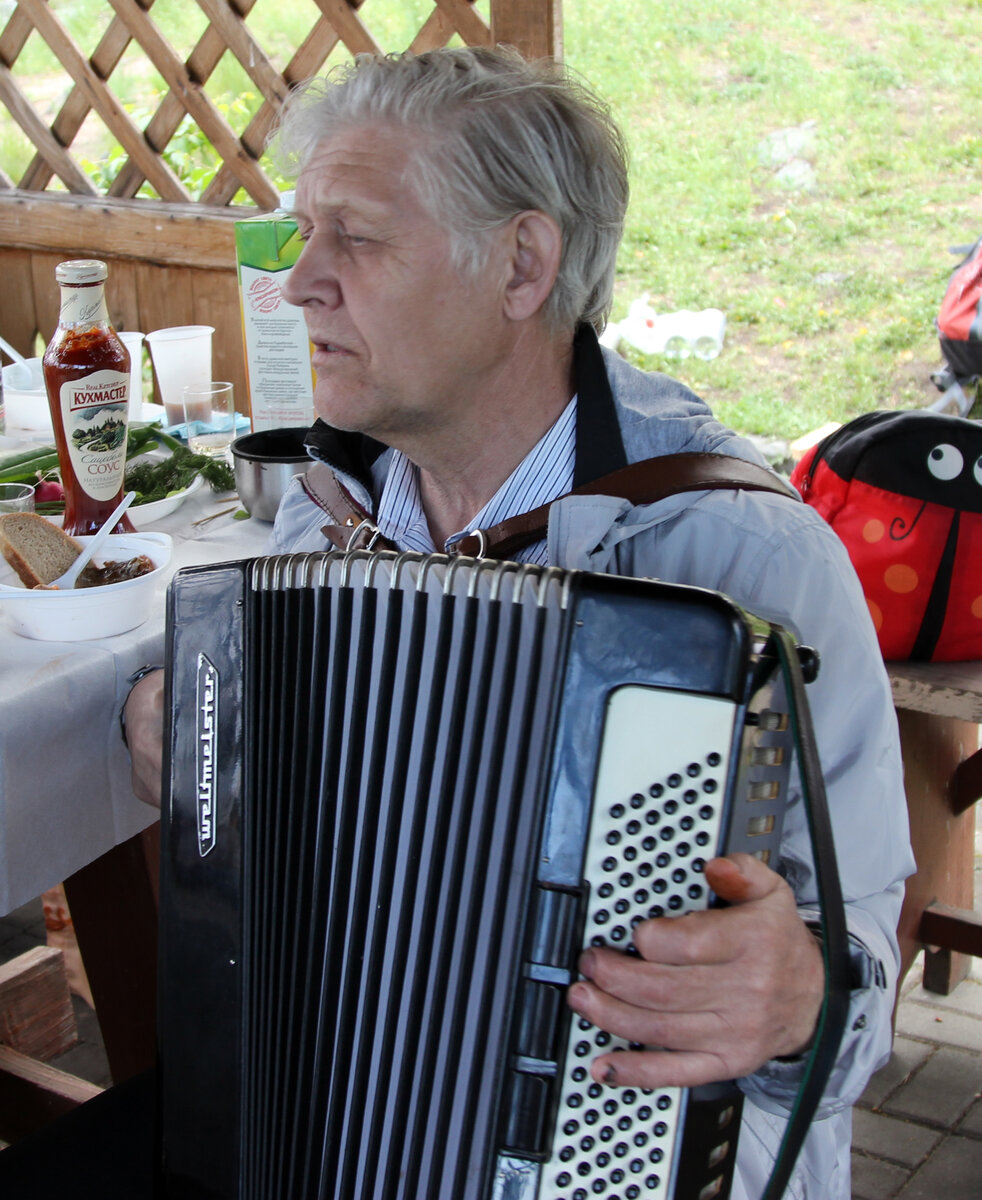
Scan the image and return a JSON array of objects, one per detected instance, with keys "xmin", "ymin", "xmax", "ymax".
[
  {"xmin": 566, "ymin": 853, "xmax": 825, "ymax": 1088},
  {"xmin": 124, "ymin": 669, "xmax": 165, "ymax": 809}
]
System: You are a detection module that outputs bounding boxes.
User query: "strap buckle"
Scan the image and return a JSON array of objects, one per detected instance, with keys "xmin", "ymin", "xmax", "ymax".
[
  {"xmin": 346, "ymin": 518, "xmax": 384, "ymax": 552},
  {"xmin": 450, "ymin": 529, "xmax": 487, "ymax": 558}
]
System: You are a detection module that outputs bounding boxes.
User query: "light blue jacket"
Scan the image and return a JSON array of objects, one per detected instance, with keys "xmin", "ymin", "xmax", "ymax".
[{"xmin": 270, "ymin": 346, "xmax": 914, "ymax": 1199}]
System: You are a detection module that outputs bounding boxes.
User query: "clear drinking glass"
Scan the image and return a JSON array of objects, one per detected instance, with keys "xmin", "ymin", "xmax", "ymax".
[
  {"xmin": 0, "ymin": 483, "xmax": 36, "ymax": 513},
  {"xmin": 183, "ymin": 381, "xmax": 236, "ymax": 458}
]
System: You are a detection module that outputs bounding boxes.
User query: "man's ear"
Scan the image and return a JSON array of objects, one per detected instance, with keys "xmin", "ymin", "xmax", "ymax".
[{"xmin": 502, "ymin": 210, "xmax": 562, "ymax": 322}]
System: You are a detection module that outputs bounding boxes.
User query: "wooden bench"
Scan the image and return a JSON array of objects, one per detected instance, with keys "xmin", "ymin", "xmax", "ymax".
[{"xmin": 890, "ymin": 661, "xmax": 982, "ymax": 993}]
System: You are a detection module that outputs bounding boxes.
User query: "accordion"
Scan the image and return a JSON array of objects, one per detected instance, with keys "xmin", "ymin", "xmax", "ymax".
[{"xmin": 158, "ymin": 552, "xmax": 839, "ymax": 1200}]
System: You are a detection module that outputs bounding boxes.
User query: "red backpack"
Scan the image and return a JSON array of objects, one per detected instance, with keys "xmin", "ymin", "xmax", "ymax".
[
  {"xmin": 791, "ymin": 410, "xmax": 982, "ymax": 662},
  {"xmin": 938, "ymin": 236, "xmax": 982, "ymax": 381}
]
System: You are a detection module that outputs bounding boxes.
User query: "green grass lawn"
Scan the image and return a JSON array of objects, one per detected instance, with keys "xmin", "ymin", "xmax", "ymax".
[
  {"xmin": 3, "ymin": 0, "xmax": 981, "ymax": 441},
  {"xmin": 564, "ymin": 0, "xmax": 982, "ymax": 440}
]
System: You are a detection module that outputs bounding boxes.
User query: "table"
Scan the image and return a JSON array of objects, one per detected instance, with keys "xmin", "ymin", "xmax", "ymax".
[
  {"xmin": 889, "ymin": 661, "xmax": 982, "ymax": 994},
  {"xmin": 0, "ymin": 466, "xmax": 270, "ymax": 1102}
]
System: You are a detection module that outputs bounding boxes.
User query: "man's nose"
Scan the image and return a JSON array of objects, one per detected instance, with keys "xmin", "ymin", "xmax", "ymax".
[{"xmin": 283, "ymin": 238, "xmax": 342, "ymax": 310}]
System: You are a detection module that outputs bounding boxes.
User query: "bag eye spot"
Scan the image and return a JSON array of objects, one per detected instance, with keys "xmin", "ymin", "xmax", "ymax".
[{"xmin": 927, "ymin": 443, "xmax": 963, "ymax": 480}]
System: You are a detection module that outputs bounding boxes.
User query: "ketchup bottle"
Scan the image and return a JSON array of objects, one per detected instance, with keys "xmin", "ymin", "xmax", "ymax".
[{"xmin": 43, "ymin": 259, "xmax": 135, "ymax": 536}]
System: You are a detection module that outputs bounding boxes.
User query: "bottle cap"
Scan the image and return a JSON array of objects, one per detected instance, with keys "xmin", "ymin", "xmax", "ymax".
[{"xmin": 55, "ymin": 259, "xmax": 108, "ymax": 285}]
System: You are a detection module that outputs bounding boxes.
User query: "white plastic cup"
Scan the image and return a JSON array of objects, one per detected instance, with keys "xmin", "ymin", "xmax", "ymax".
[
  {"xmin": 145, "ymin": 325, "xmax": 214, "ymax": 426},
  {"xmin": 118, "ymin": 330, "xmax": 145, "ymax": 420}
]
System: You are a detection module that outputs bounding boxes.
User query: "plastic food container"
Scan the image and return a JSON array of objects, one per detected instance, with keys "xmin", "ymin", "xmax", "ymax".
[{"xmin": 0, "ymin": 532, "xmax": 172, "ymax": 641}]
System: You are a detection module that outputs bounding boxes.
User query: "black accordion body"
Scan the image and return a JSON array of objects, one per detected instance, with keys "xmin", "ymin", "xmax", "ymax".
[{"xmin": 159, "ymin": 552, "xmax": 813, "ymax": 1200}]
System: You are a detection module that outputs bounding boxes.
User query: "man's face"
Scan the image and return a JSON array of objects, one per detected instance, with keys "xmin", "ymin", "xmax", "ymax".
[{"xmin": 285, "ymin": 123, "xmax": 510, "ymax": 446}]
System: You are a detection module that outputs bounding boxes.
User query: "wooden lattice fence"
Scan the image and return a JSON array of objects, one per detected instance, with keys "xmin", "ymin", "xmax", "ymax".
[{"xmin": 0, "ymin": 0, "xmax": 561, "ymax": 407}]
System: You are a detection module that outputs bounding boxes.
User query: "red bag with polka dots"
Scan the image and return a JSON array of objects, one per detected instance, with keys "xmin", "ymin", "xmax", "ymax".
[{"xmin": 791, "ymin": 409, "xmax": 982, "ymax": 662}]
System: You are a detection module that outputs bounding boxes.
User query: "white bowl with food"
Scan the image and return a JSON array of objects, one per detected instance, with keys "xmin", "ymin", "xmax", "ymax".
[{"xmin": 0, "ymin": 521, "xmax": 172, "ymax": 641}]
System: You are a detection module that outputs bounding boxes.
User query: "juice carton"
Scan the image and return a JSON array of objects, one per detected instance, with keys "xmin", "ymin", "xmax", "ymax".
[{"xmin": 234, "ymin": 208, "xmax": 315, "ymax": 430}]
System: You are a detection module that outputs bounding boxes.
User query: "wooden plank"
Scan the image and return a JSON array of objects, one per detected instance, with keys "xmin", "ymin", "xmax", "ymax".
[
  {"xmin": 105, "ymin": 259, "xmax": 142, "ymax": 336},
  {"xmin": 888, "ymin": 660, "xmax": 982, "ymax": 724},
  {"xmin": 196, "ymin": 0, "xmax": 290, "ymax": 109},
  {"xmin": 106, "ymin": 0, "xmax": 278, "ymax": 208},
  {"xmin": 0, "ymin": 947, "xmax": 77, "ymax": 1062},
  {"xmin": 949, "ymin": 746, "xmax": 982, "ymax": 816},
  {"xmin": 20, "ymin": 1, "xmax": 153, "ymax": 192},
  {"xmin": 0, "ymin": 63, "xmax": 97, "ymax": 194},
  {"xmin": 410, "ymin": 7, "xmax": 460, "ymax": 53},
  {"xmin": 919, "ymin": 903, "xmax": 982, "ymax": 960},
  {"xmin": 17, "ymin": 0, "xmax": 190, "ymax": 203},
  {"xmin": 0, "ymin": 1044, "xmax": 102, "ymax": 1143},
  {"xmin": 313, "ymin": 0, "xmax": 382, "ymax": 56},
  {"xmin": 30, "ymin": 252, "xmax": 64, "ymax": 343},
  {"xmin": 190, "ymin": 268, "xmax": 248, "ymax": 407},
  {"xmin": 0, "ymin": 191, "xmax": 240, "ymax": 270},
  {"xmin": 111, "ymin": 0, "xmax": 260, "ymax": 199},
  {"xmin": 0, "ymin": 4, "xmax": 34, "ymax": 65},
  {"xmin": 135, "ymin": 261, "xmax": 195, "ymax": 345},
  {"xmin": 895, "ymin": 709, "xmax": 978, "ymax": 995},
  {"xmin": 0, "ymin": 249, "xmax": 40, "ymax": 358},
  {"xmin": 202, "ymin": 13, "xmax": 345, "ymax": 205},
  {"xmin": 63, "ymin": 826, "xmax": 160, "ymax": 1085},
  {"xmin": 490, "ymin": 0, "xmax": 563, "ymax": 59},
  {"xmin": 434, "ymin": 0, "xmax": 492, "ymax": 47}
]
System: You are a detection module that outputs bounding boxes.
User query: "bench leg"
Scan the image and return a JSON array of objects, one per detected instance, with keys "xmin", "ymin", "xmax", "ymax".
[
  {"xmin": 62, "ymin": 823, "xmax": 159, "ymax": 1084},
  {"xmin": 895, "ymin": 709, "xmax": 977, "ymax": 995}
]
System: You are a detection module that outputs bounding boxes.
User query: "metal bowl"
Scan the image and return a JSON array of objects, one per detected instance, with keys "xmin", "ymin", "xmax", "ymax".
[{"xmin": 230, "ymin": 428, "xmax": 313, "ymax": 523}]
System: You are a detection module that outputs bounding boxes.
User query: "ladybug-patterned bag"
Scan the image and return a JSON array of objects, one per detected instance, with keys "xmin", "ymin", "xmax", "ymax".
[{"xmin": 791, "ymin": 410, "xmax": 982, "ymax": 662}]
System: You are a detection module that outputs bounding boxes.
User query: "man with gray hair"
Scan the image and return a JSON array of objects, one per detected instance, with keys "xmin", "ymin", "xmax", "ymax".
[{"xmin": 115, "ymin": 44, "xmax": 910, "ymax": 1200}]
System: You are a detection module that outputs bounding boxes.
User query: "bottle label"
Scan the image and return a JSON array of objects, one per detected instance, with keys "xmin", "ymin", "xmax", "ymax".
[
  {"xmin": 59, "ymin": 286, "xmax": 110, "ymax": 328},
  {"xmin": 59, "ymin": 369, "xmax": 129, "ymax": 501}
]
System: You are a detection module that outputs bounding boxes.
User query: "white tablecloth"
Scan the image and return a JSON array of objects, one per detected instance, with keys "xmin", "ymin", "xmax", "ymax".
[{"xmin": 0, "ymin": 481, "xmax": 272, "ymax": 914}]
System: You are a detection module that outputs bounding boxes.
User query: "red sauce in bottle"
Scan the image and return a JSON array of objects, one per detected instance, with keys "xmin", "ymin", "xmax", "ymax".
[{"xmin": 43, "ymin": 260, "xmax": 135, "ymax": 536}]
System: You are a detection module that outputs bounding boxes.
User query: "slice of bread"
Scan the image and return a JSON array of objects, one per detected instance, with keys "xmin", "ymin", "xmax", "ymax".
[{"xmin": 0, "ymin": 512, "xmax": 82, "ymax": 588}]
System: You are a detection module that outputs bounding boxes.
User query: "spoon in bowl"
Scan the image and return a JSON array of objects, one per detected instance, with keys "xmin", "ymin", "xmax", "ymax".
[{"xmin": 48, "ymin": 491, "xmax": 137, "ymax": 590}]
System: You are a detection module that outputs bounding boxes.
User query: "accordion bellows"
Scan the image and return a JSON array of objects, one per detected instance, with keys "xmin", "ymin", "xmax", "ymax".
[{"xmin": 158, "ymin": 552, "xmax": 797, "ymax": 1200}]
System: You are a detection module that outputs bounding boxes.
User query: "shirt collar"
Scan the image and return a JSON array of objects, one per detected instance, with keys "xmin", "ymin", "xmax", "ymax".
[{"xmin": 375, "ymin": 395, "xmax": 577, "ymax": 561}]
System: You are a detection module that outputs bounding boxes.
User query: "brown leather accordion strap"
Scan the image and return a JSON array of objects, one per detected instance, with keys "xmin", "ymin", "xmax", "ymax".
[
  {"xmin": 303, "ymin": 451, "xmax": 794, "ymax": 558},
  {"xmin": 452, "ymin": 452, "xmax": 797, "ymax": 560},
  {"xmin": 303, "ymin": 459, "xmax": 399, "ymax": 552}
]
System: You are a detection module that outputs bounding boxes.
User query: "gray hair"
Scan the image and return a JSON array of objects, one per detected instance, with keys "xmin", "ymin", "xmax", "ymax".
[{"xmin": 272, "ymin": 46, "xmax": 629, "ymax": 333}]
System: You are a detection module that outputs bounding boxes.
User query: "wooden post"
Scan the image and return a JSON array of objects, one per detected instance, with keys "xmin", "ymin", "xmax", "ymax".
[
  {"xmin": 62, "ymin": 824, "xmax": 160, "ymax": 1085},
  {"xmin": 490, "ymin": 0, "xmax": 563, "ymax": 59},
  {"xmin": 894, "ymin": 708, "xmax": 978, "ymax": 994}
]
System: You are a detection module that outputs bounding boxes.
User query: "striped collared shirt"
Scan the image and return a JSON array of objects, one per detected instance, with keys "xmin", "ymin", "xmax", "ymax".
[{"xmin": 374, "ymin": 396, "xmax": 577, "ymax": 564}]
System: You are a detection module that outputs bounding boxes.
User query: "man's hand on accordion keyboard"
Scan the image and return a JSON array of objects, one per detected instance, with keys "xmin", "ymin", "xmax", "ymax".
[
  {"xmin": 123, "ymin": 669, "xmax": 165, "ymax": 808},
  {"xmin": 566, "ymin": 852, "xmax": 825, "ymax": 1088}
]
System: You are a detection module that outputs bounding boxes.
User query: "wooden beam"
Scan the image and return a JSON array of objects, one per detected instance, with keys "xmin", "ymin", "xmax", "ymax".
[
  {"xmin": 16, "ymin": 0, "xmax": 190, "ymax": 202},
  {"xmin": 63, "ymin": 825, "xmax": 161, "ymax": 1085},
  {"xmin": 312, "ymin": 0, "xmax": 382, "ymax": 57},
  {"xmin": 919, "ymin": 903, "xmax": 982, "ymax": 960},
  {"xmin": 196, "ymin": 0, "xmax": 289, "ymax": 110},
  {"xmin": 0, "ymin": 191, "xmax": 240, "ymax": 270},
  {"xmin": 0, "ymin": 63, "xmax": 97, "ymax": 195},
  {"xmin": 0, "ymin": 1044, "xmax": 102, "ymax": 1144},
  {"xmin": 0, "ymin": 947, "xmax": 77, "ymax": 1062},
  {"xmin": 111, "ymin": 0, "xmax": 258, "ymax": 199},
  {"xmin": 490, "ymin": 0, "xmax": 563, "ymax": 59},
  {"xmin": 433, "ymin": 0, "xmax": 492, "ymax": 47},
  {"xmin": 105, "ymin": 0, "xmax": 278, "ymax": 208},
  {"xmin": 19, "ymin": 1, "xmax": 154, "ymax": 193}
]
